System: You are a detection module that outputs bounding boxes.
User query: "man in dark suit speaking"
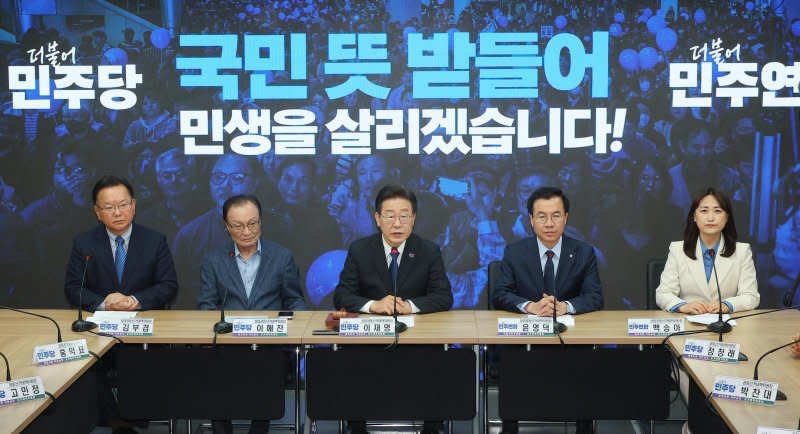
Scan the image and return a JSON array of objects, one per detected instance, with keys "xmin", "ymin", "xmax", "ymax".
[
  {"xmin": 492, "ymin": 186, "xmax": 603, "ymax": 434},
  {"xmin": 64, "ymin": 175, "xmax": 178, "ymax": 311},
  {"xmin": 333, "ymin": 184, "xmax": 452, "ymax": 434},
  {"xmin": 334, "ymin": 184, "xmax": 452, "ymax": 315}
]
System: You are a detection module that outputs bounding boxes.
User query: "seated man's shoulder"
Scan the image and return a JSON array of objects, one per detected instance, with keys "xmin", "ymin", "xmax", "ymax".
[
  {"xmin": 564, "ymin": 235, "xmax": 598, "ymax": 256},
  {"xmin": 261, "ymin": 238, "xmax": 294, "ymax": 259},
  {"xmin": 132, "ymin": 223, "xmax": 168, "ymax": 240}
]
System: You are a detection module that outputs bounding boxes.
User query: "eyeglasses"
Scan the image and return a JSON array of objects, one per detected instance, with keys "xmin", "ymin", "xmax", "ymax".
[
  {"xmin": 380, "ymin": 214, "xmax": 413, "ymax": 225},
  {"xmin": 211, "ymin": 172, "xmax": 249, "ymax": 186},
  {"xmin": 227, "ymin": 220, "xmax": 260, "ymax": 233},
  {"xmin": 97, "ymin": 201, "xmax": 132, "ymax": 215},
  {"xmin": 533, "ymin": 213, "xmax": 564, "ymax": 225},
  {"xmin": 54, "ymin": 166, "xmax": 86, "ymax": 177},
  {"xmin": 158, "ymin": 170, "xmax": 186, "ymax": 182}
]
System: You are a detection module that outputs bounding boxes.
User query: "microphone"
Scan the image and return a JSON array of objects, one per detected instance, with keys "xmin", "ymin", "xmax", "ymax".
[
  {"xmin": 390, "ymin": 247, "xmax": 407, "ymax": 335},
  {"xmin": 783, "ymin": 270, "xmax": 800, "ymax": 307},
  {"xmin": 72, "ymin": 255, "xmax": 96, "ymax": 332},
  {"xmin": 0, "ymin": 306, "xmax": 63, "ymax": 342},
  {"xmin": 0, "ymin": 350, "xmax": 10, "ymax": 381},
  {"xmin": 722, "ymin": 304, "xmax": 800, "ymax": 327},
  {"xmin": 706, "ymin": 249, "xmax": 731, "ymax": 334},
  {"xmin": 212, "ymin": 251, "xmax": 234, "ymax": 334},
  {"xmin": 752, "ymin": 338, "xmax": 800, "ymax": 401}
]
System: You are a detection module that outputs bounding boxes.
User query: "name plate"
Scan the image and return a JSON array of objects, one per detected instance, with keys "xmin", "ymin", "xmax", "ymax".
[
  {"xmin": 339, "ymin": 317, "xmax": 395, "ymax": 336},
  {"xmin": 757, "ymin": 428, "xmax": 800, "ymax": 434},
  {"xmin": 32, "ymin": 339, "xmax": 90, "ymax": 366},
  {"xmin": 498, "ymin": 317, "xmax": 554, "ymax": 336},
  {"xmin": 97, "ymin": 318, "xmax": 154, "ymax": 336},
  {"xmin": 0, "ymin": 377, "xmax": 46, "ymax": 406},
  {"xmin": 683, "ymin": 338, "xmax": 740, "ymax": 363},
  {"xmin": 228, "ymin": 317, "xmax": 288, "ymax": 337},
  {"xmin": 712, "ymin": 376, "xmax": 779, "ymax": 406},
  {"xmin": 627, "ymin": 318, "xmax": 684, "ymax": 336}
]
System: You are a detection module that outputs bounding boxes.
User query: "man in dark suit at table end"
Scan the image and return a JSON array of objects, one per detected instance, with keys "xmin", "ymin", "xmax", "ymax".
[
  {"xmin": 63, "ymin": 175, "xmax": 178, "ymax": 434},
  {"xmin": 492, "ymin": 186, "xmax": 603, "ymax": 434},
  {"xmin": 64, "ymin": 174, "xmax": 178, "ymax": 311},
  {"xmin": 333, "ymin": 184, "xmax": 453, "ymax": 434}
]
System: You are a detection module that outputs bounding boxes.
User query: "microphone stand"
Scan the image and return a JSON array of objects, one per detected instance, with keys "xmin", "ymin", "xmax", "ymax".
[
  {"xmin": 753, "ymin": 338, "xmax": 799, "ymax": 401},
  {"xmin": 72, "ymin": 255, "xmax": 96, "ymax": 332}
]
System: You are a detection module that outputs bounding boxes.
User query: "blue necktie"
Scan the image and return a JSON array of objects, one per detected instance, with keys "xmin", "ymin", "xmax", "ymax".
[
  {"xmin": 544, "ymin": 250, "xmax": 555, "ymax": 295},
  {"xmin": 115, "ymin": 236, "xmax": 126, "ymax": 285},
  {"xmin": 390, "ymin": 247, "xmax": 399, "ymax": 291}
]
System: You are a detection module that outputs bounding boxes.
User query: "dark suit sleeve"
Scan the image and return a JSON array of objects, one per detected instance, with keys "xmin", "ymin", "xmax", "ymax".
[
  {"xmin": 134, "ymin": 234, "xmax": 179, "ymax": 310},
  {"xmin": 281, "ymin": 253, "xmax": 307, "ymax": 311},
  {"xmin": 64, "ymin": 237, "xmax": 104, "ymax": 310},
  {"xmin": 492, "ymin": 245, "xmax": 529, "ymax": 312},
  {"xmin": 333, "ymin": 244, "xmax": 369, "ymax": 313},
  {"xmin": 566, "ymin": 246, "xmax": 604, "ymax": 314},
  {"xmin": 197, "ymin": 252, "xmax": 219, "ymax": 310},
  {"xmin": 408, "ymin": 244, "xmax": 453, "ymax": 313}
]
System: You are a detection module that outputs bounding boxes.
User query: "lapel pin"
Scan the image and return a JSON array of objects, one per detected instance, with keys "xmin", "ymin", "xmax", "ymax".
[
  {"xmin": 409, "ymin": 253, "xmax": 415, "ymax": 258},
  {"xmin": 569, "ymin": 253, "xmax": 574, "ymax": 258}
]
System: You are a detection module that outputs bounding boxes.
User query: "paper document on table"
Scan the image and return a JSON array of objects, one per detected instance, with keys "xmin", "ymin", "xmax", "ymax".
[
  {"xmin": 397, "ymin": 316, "xmax": 415, "ymax": 328},
  {"xmin": 89, "ymin": 311, "xmax": 137, "ymax": 320},
  {"xmin": 685, "ymin": 313, "xmax": 737, "ymax": 326},
  {"xmin": 527, "ymin": 314, "xmax": 575, "ymax": 326}
]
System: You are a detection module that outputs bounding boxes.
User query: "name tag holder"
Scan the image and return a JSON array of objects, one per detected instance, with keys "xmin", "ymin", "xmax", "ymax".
[
  {"xmin": 32, "ymin": 339, "xmax": 90, "ymax": 366},
  {"xmin": 96, "ymin": 318, "xmax": 154, "ymax": 336},
  {"xmin": 757, "ymin": 427, "xmax": 800, "ymax": 434},
  {"xmin": 627, "ymin": 318, "xmax": 684, "ymax": 336},
  {"xmin": 497, "ymin": 317, "xmax": 554, "ymax": 336},
  {"xmin": 339, "ymin": 317, "xmax": 395, "ymax": 336},
  {"xmin": 712, "ymin": 376, "xmax": 779, "ymax": 406},
  {"xmin": 0, "ymin": 377, "xmax": 46, "ymax": 406},
  {"xmin": 682, "ymin": 338, "xmax": 741, "ymax": 363},
  {"xmin": 228, "ymin": 317, "xmax": 288, "ymax": 337}
]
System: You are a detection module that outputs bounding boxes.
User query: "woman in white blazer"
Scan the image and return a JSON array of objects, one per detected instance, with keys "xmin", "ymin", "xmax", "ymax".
[
  {"xmin": 656, "ymin": 188, "xmax": 760, "ymax": 313},
  {"xmin": 655, "ymin": 188, "xmax": 760, "ymax": 434}
]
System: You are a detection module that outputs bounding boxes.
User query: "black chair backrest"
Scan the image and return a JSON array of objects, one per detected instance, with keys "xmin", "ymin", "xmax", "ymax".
[
  {"xmin": 487, "ymin": 260, "xmax": 503, "ymax": 310},
  {"xmin": 646, "ymin": 258, "xmax": 666, "ymax": 310}
]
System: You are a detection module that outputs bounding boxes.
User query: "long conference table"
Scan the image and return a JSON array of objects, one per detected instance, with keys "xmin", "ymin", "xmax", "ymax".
[{"xmin": 1, "ymin": 309, "xmax": 798, "ymax": 434}]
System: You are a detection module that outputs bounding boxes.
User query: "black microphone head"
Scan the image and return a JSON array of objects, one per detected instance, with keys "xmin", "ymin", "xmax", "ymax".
[{"xmin": 708, "ymin": 248, "xmax": 715, "ymax": 259}]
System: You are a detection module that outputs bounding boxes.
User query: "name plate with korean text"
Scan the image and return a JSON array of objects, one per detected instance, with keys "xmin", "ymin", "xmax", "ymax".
[
  {"xmin": 228, "ymin": 316, "xmax": 288, "ymax": 337},
  {"xmin": 32, "ymin": 339, "xmax": 90, "ymax": 366},
  {"xmin": 498, "ymin": 317, "xmax": 554, "ymax": 336},
  {"xmin": 682, "ymin": 338, "xmax": 740, "ymax": 363},
  {"xmin": 0, "ymin": 377, "xmax": 46, "ymax": 406},
  {"xmin": 712, "ymin": 376, "xmax": 779, "ymax": 406},
  {"xmin": 339, "ymin": 317, "xmax": 395, "ymax": 336},
  {"xmin": 96, "ymin": 318, "xmax": 154, "ymax": 336},
  {"xmin": 757, "ymin": 428, "xmax": 800, "ymax": 434},
  {"xmin": 627, "ymin": 318, "xmax": 684, "ymax": 336}
]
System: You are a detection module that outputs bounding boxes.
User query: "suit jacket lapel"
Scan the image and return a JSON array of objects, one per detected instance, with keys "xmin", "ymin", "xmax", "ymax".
[
  {"xmin": 223, "ymin": 246, "xmax": 249, "ymax": 302},
  {"xmin": 526, "ymin": 237, "xmax": 545, "ymax": 294},
  {"xmin": 689, "ymin": 240, "xmax": 710, "ymax": 296},
  {"xmin": 555, "ymin": 237, "xmax": 576, "ymax": 293},
  {"xmin": 95, "ymin": 225, "xmax": 118, "ymax": 289},
  {"xmin": 396, "ymin": 234, "xmax": 417, "ymax": 290},
  {"xmin": 371, "ymin": 235, "xmax": 392, "ymax": 294},
  {"xmin": 251, "ymin": 241, "xmax": 274, "ymax": 301}
]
